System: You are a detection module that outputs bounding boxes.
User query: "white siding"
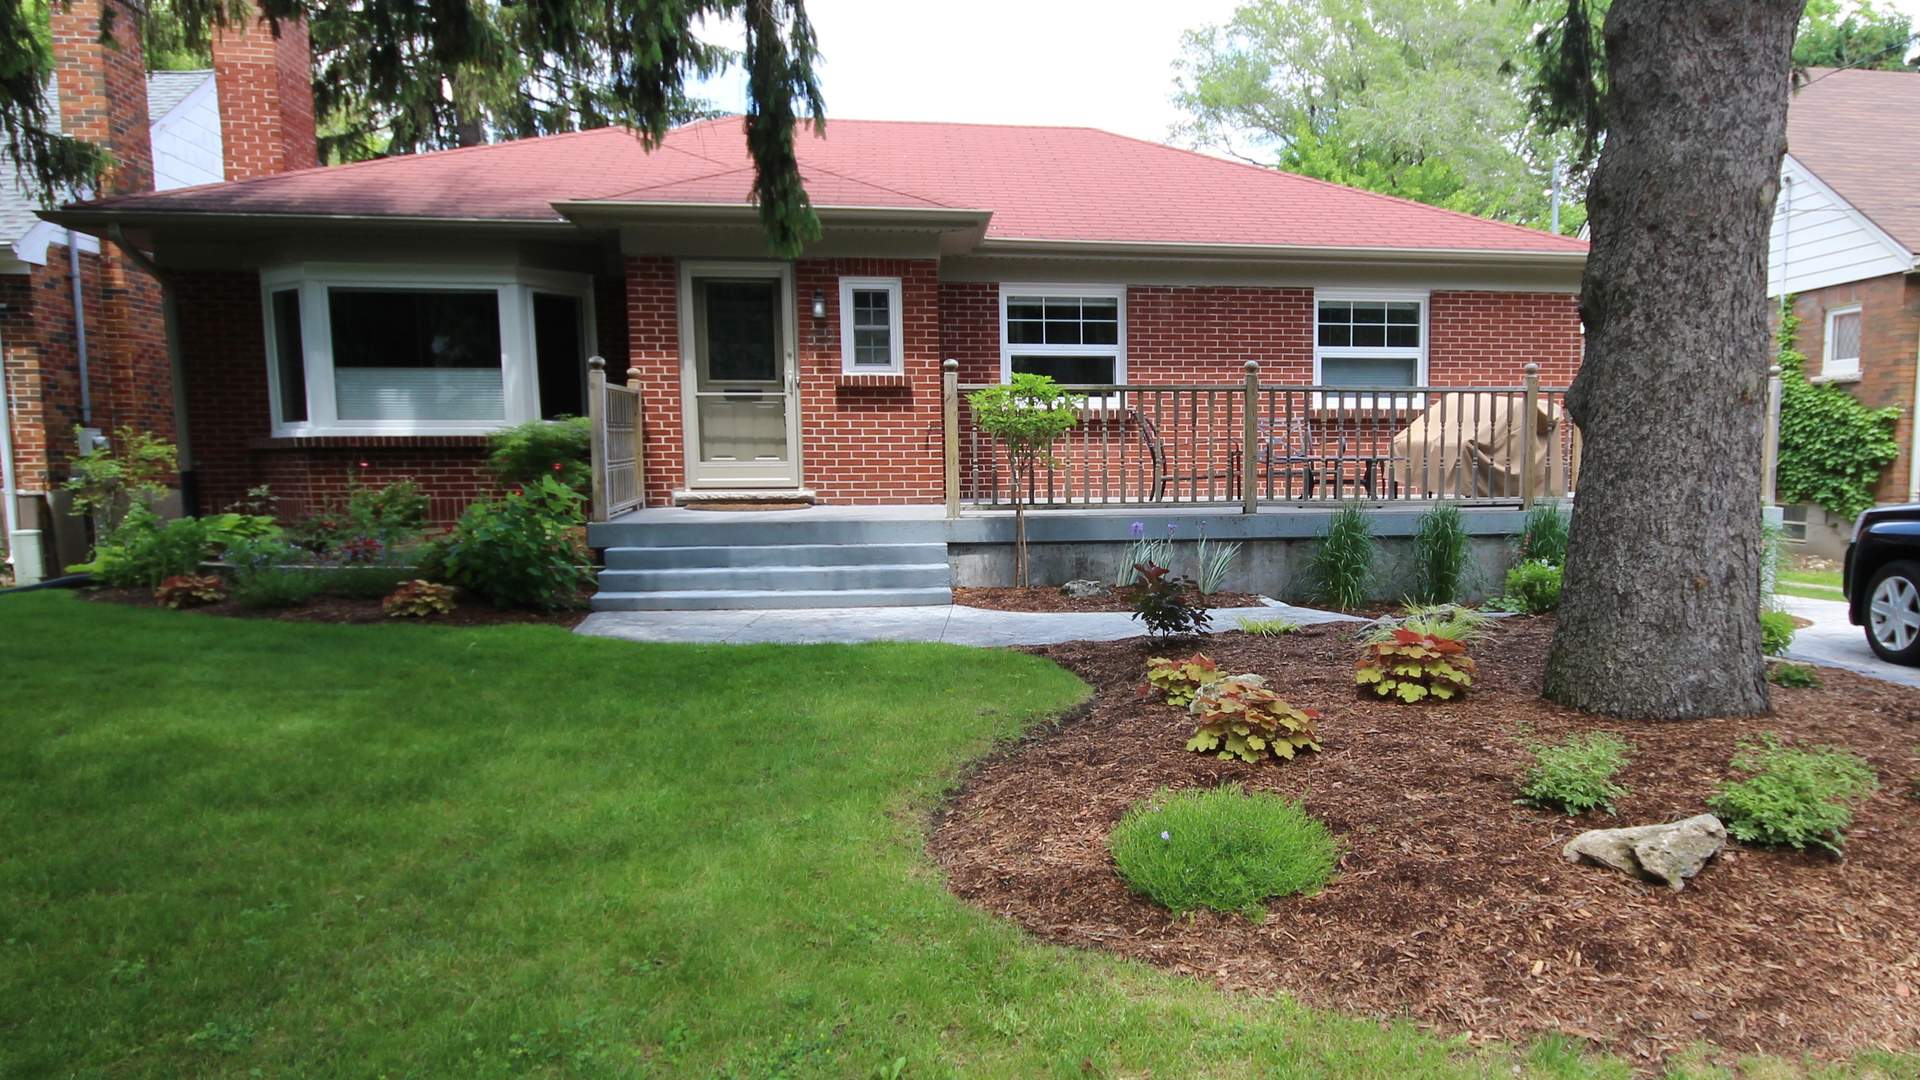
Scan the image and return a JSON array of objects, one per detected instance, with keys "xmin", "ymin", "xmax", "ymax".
[
  {"xmin": 1768, "ymin": 154, "xmax": 1914, "ymax": 296},
  {"xmin": 150, "ymin": 76, "xmax": 224, "ymax": 191}
]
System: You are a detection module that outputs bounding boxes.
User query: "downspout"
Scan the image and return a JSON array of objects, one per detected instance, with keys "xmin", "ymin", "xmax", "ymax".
[
  {"xmin": 107, "ymin": 223, "xmax": 194, "ymax": 510},
  {"xmin": 0, "ymin": 303, "xmax": 18, "ymax": 552},
  {"xmin": 67, "ymin": 230, "xmax": 92, "ymax": 424}
]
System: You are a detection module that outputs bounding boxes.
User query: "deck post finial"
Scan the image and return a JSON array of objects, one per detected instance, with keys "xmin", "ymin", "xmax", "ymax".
[
  {"xmin": 942, "ymin": 358, "xmax": 959, "ymax": 372},
  {"xmin": 588, "ymin": 355, "xmax": 606, "ymax": 372}
]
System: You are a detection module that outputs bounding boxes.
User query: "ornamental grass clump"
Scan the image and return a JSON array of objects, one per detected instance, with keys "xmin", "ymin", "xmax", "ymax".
[
  {"xmin": 1109, "ymin": 786, "xmax": 1337, "ymax": 918},
  {"xmin": 1185, "ymin": 680, "xmax": 1321, "ymax": 763},
  {"xmin": 1145, "ymin": 653, "xmax": 1224, "ymax": 708},
  {"xmin": 1708, "ymin": 735, "xmax": 1878, "ymax": 854},
  {"xmin": 1355, "ymin": 627, "xmax": 1475, "ymax": 703},
  {"xmin": 1309, "ymin": 503, "xmax": 1376, "ymax": 610},
  {"xmin": 1517, "ymin": 733, "xmax": 1633, "ymax": 816},
  {"xmin": 1410, "ymin": 502, "xmax": 1469, "ymax": 604}
]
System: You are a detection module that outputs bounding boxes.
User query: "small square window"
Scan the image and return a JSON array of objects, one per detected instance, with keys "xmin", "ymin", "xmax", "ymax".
[
  {"xmin": 840, "ymin": 277, "xmax": 904, "ymax": 373},
  {"xmin": 1823, "ymin": 306, "xmax": 1861, "ymax": 378}
]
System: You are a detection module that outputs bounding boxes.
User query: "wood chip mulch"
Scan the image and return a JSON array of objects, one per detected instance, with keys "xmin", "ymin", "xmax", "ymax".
[
  {"xmin": 929, "ymin": 618, "xmax": 1920, "ymax": 1066},
  {"xmin": 953, "ymin": 585, "xmax": 1267, "ymax": 613},
  {"xmin": 77, "ymin": 586, "xmax": 589, "ymax": 629}
]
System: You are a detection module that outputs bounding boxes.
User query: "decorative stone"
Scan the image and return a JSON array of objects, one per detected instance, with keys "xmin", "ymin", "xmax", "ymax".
[
  {"xmin": 1562, "ymin": 814, "xmax": 1727, "ymax": 891},
  {"xmin": 1060, "ymin": 579, "xmax": 1110, "ymax": 599},
  {"xmin": 1188, "ymin": 673, "xmax": 1268, "ymax": 715}
]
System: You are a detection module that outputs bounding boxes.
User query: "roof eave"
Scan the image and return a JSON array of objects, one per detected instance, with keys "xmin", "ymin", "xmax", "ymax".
[
  {"xmin": 38, "ymin": 206, "xmax": 586, "ymax": 237},
  {"xmin": 553, "ymin": 199, "xmax": 994, "ymax": 233},
  {"xmin": 974, "ymin": 236, "xmax": 1588, "ymax": 267}
]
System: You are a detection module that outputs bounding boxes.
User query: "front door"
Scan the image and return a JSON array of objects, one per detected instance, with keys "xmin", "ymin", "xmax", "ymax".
[{"xmin": 680, "ymin": 263, "xmax": 800, "ymax": 488}]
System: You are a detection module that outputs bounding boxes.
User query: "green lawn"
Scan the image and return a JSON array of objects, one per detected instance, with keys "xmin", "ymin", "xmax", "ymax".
[
  {"xmin": 0, "ymin": 594, "xmax": 1907, "ymax": 1078},
  {"xmin": 1778, "ymin": 567, "xmax": 1845, "ymax": 602}
]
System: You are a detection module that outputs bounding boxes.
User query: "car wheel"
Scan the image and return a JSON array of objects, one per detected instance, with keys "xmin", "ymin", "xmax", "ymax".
[{"xmin": 1864, "ymin": 559, "xmax": 1920, "ymax": 665}]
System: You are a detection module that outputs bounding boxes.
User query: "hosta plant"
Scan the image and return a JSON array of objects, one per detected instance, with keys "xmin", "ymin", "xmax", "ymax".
[
  {"xmin": 1355, "ymin": 628, "xmax": 1475, "ymax": 703},
  {"xmin": 1144, "ymin": 652, "xmax": 1224, "ymax": 708},
  {"xmin": 1186, "ymin": 680, "xmax": 1321, "ymax": 763},
  {"xmin": 154, "ymin": 574, "xmax": 226, "ymax": 609},
  {"xmin": 383, "ymin": 580, "xmax": 457, "ymax": 618}
]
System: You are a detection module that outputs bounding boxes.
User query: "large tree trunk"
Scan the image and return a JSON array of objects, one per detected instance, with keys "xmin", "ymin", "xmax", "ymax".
[{"xmin": 1542, "ymin": 0, "xmax": 1802, "ymax": 720}]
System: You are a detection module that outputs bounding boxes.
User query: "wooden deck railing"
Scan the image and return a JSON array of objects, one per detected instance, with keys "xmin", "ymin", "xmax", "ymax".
[
  {"xmin": 942, "ymin": 360, "xmax": 1586, "ymax": 516},
  {"xmin": 587, "ymin": 356, "xmax": 644, "ymax": 523}
]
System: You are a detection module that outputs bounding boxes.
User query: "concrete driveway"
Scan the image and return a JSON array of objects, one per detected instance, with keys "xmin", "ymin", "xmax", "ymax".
[{"xmin": 1779, "ymin": 595, "xmax": 1920, "ymax": 689}]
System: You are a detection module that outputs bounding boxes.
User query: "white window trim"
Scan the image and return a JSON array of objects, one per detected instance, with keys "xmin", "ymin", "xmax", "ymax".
[
  {"xmin": 1312, "ymin": 288, "xmax": 1430, "ymax": 391},
  {"xmin": 1821, "ymin": 303, "xmax": 1862, "ymax": 380},
  {"xmin": 997, "ymin": 282, "xmax": 1128, "ymax": 388},
  {"xmin": 838, "ymin": 275, "xmax": 904, "ymax": 374},
  {"xmin": 259, "ymin": 261, "xmax": 596, "ymax": 437}
]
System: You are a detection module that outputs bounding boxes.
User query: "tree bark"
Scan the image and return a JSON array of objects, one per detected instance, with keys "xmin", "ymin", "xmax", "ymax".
[{"xmin": 1542, "ymin": 0, "xmax": 1802, "ymax": 719}]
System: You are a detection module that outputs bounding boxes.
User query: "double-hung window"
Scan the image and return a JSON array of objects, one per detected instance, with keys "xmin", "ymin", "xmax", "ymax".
[
  {"xmin": 839, "ymin": 276, "xmax": 903, "ymax": 374},
  {"xmin": 1314, "ymin": 291, "xmax": 1427, "ymax": 389},
  {"xmin": 262, "ymin": 264, "xmax": 594, "ymax": 436},
  {"xmin": 1822, "ymin": 304, "xmax": 1862, "ymax": 379},
  {"xmin": 999, "ymin": 284, "xmax": 1125, "ymax": 386}
]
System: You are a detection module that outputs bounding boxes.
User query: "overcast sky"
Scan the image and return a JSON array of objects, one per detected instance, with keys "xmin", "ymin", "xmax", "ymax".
[{"xmin": 692, "ymin": 0, "xmax": 1920, "ymax": 150}]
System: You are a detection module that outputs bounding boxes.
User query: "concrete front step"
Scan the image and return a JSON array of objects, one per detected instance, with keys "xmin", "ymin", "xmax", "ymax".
[
  {"xmin": 587, "ymin": 517, "xmax": 947, "ymax": 549},
  {"xmin": 604, "ymin": 542, "xmax": 948, "ymax": 571},
  {"xmin": 591, "ymin": 586, "xmax": 955, "ymax": 611},
  {"xmin": 598, "ymin": 563, "xmax": 952, "ymax": 593}
]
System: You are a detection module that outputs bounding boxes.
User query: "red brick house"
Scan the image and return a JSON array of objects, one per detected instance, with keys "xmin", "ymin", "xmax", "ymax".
[
  {"xmin": 1768, "ymin": 68, "xmax": 1920, "ymax": 553},
  {"xmin": 2, "ymin": 0, "xmax": 312, "ymax": 579},
  {"xmin": 30, "ymin": 6, "xmax": 1586, "ymax": 538}
]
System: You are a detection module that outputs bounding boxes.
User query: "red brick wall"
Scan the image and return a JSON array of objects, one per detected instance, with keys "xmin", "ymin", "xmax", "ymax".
[
  {"xmin": 211, "ymin": 7, "xmax": 319, "ymax": 179},
  {"xmin": 623, "ymin": 256, "xmax": 683, "ymax": 506},
  {"xmin": 1429, "ymin": 290, "xmax": 1583, "ymax": 387},
  {"xmin": 0, "ymin": 251, "xmax": 111, "ymax": 493},
  {"xmin": 1790, "ymin": 275, "xmax": 1920, "ymax": 504}
]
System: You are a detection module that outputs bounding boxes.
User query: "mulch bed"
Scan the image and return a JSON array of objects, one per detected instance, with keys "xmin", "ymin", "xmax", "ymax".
[
  {"xmin": 929, "ymin": 618, "xmax": 1920, "ymax": 1066},
  {"xmin": 77, "ymin": 586, "xmax": 589, "ymax": 629},
  {"xmin": 954, "ymin": 585, "xmax": 1267, "ymax": 613}
]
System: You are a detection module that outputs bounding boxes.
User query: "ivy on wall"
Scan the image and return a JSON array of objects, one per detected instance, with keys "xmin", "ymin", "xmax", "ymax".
[{"xmin": 1774, "ymin": 302, "xmax": 1901, "ymax": 521}]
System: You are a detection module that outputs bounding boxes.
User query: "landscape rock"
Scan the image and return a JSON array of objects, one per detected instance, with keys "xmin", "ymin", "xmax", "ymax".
[
  {"xmin": 1562, "ymin": 814, "xmax": 1727, "ymax": 890},
  {"xmin": 1060, "ymin": 579, "xmax": 1111, "ymax": 599}
]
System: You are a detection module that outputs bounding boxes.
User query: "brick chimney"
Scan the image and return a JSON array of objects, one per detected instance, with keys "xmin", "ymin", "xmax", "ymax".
[
  {"xmin": 211, "ymin": 5, "xmax": 318, "ymax": 180},
  {"xmin": 50, "ymin": 0, "xmax": 153, "ymax": 195}
]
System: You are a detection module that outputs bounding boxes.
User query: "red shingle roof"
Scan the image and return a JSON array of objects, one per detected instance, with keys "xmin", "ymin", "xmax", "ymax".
[
  {"xmin": 76, "ymin": 118, "xmax": 1587, "ymax": 255},
  {"xmin": 1787, "ymin": 68, "xmax": 1920, "ymax": 252}
]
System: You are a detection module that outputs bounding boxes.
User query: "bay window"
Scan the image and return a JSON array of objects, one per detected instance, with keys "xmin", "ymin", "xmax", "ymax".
[
  {"xmin": 261, "ymin": 264, "xmax": 594, "ymax": 435},
  {"xmin": 999, "ymin": 284, "xmax": 1125, "ymax": 385},
  {"xmin": 1314, "ymin": 291, "xmax": 1427, "ymax": 388}
]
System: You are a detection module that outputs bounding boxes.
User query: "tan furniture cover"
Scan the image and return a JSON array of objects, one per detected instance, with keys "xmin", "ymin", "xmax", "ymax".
[{"xmin": 1389, "ymin": 393, "xmax": 1580, "ymax": 498}]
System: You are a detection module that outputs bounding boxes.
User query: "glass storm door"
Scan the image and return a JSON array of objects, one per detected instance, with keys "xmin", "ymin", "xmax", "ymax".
[{"xmin": 684, "ymin": 267, "xmax": 800, "ymax": 487}]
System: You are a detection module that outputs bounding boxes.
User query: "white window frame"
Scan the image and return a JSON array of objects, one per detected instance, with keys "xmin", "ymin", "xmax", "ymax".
[
  {"xmin": 260, "ymin": 262, "xmax": 596, "ymax": 437},
  {"xmin": 997, "ymin": 283, "xmax": 1128, "ymax": 390},
  {"xmin": 1821, "ymin": 304, "xmax": 1862, "ymax": 380},
  {"xmin": 838, "ymin": 275, "xmax": 904, "ymax": 374},
  {"xmin": 1312, "ymin": 288, "xmax": 1429, "ymax": 392}
]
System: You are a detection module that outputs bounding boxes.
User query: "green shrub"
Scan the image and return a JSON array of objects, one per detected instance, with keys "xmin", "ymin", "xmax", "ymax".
[
  {"xmin": 62, "ymin": 425, "xmax": 176, "ymax": 532},
  {"xmin": 1130, "ymin": 562, "xmax": 1211, "ymax": 637},
  {"xmin": 1760, "ymin": 610, "xmax": 1796, "ymax": 656},
  {"xmin": 1185, "ymin": 680, "xmax": 1320, "ymax": 763},
  {"xmin": 1515, "ymin": 504, "xmax": 1570, "ymax": 567},
  {"xmin": 488, "ymin": 417, "xmax": 592, "ymax": 495},
  {"xmin": 1517, "ymin": 733, "xmax": 1632, "ymax": 816},
  {"xmin": 1234, "ymin": 616, "xmax": 1299, "ymax": 636},
  {"xmin": 1354, "ymin": 628, "xmax": 1475, "ymax": 703},
  {"xmin": 1707, "ymin": 735, "xmax": 1878, "ymax": 854},
  {"xmin": 383, "ymin": 580, "xmax": 456, "ymax": 618},
  {"xmin": 77, "ymin": 508, "xmax": 213, "ymax": 588},
  {"xmin": 154, "ymin": 573, "xmax": 226, "ymax": 610},
  {"xmin": 1496, "ymin": 560, "xmax": 1563, "ymax": 614},
  {"xmin": 1768, "ymin": 662, "xmax": 1822, "ymax": 689},
  {"xmin": 422, "ymin": 476, "xmax": 590, "ymax": 610},
  {"xmin": 1109, "ymin": 786, "xmax": 1337, "ymax": 918},
  {"xmin": 289, "ymin": 478, "xmax": 429, "ymax": 559},
  {"xmin": 1309, "ymin": 503, "xmax": 1376, "ymax": 610},
  {"xmin": 1410, "ymin": 503, "xmax": 1468, "ymax": 604},
  {"xmin": 223, "ymin": 538, "xmax": 321, "ymax": 609},
  {"xmin": 1145, "ymin": 653, "xmax": 1223, "ymax": 708}
]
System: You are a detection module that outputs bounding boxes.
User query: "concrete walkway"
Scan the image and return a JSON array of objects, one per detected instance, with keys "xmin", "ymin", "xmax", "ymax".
[
  {"xmin": 1779, "ymin": 594, "xmax": 1920, "ymax": 689},
  {"xmin": 577, "ymin": 600, "xmax": 1357, "ymax": 646}
]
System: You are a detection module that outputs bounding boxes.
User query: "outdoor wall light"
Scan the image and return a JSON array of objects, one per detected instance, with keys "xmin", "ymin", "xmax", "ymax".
[{"xmin": 811, "ymin": 289, "xmax": 826, "ymax": 319}]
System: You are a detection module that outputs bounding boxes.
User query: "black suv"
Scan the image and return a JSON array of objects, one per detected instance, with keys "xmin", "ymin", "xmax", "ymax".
[{"xmin": 1844, "ymin": 503, "xmax": 1920, "ymax": 665}]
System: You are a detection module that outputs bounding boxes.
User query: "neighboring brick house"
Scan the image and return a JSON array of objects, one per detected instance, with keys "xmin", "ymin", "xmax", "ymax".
[
  {"xmin": 1, "ymin": 0, "xmax": 312, "ymax": 578},
  {"xmin": 43, "ymin": 73, "xmax": 1587, "ymax": 521},
  {"xmin": 1767, "ymin": 68, "xmax": 1920, "ymax": 554}
]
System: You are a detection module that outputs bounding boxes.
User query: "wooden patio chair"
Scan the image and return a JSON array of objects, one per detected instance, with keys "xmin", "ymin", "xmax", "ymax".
[{"xmin": 1229, "ymin": 416, "xmax": 1321, "ymax": 500}]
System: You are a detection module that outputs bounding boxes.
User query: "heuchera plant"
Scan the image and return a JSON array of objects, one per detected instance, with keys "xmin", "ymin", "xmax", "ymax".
[
  {"xmin": 1186, "ymin": 680, "xmax": 1321, "ymax": 763},
  {"xmin": 1145, "ymin": 652, "xmax": 1223, "ymax": 707},
  {"xmin": 154, "ymin": 574, "xmax": 226, "ymax": 609},
  {"xmin": 383, "ymin": 579, "xmax": 457, "ymax": 618},
  {"xmin": 1354, "ymin": 628, "xmax": 1475, "ymax": 703}
]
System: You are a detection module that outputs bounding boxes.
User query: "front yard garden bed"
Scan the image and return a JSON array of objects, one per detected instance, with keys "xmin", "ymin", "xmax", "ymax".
[
  {"xmin": 77, "ymin": 585, "xmax": 589, "ymax": 628},
  {"xmin": 930, "ymin": 617, "xmax": 1920, "ymax": 1064},
  {"xmin": 954, "ymin": 585, "xmax": 1266, "ymax": 613}
]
